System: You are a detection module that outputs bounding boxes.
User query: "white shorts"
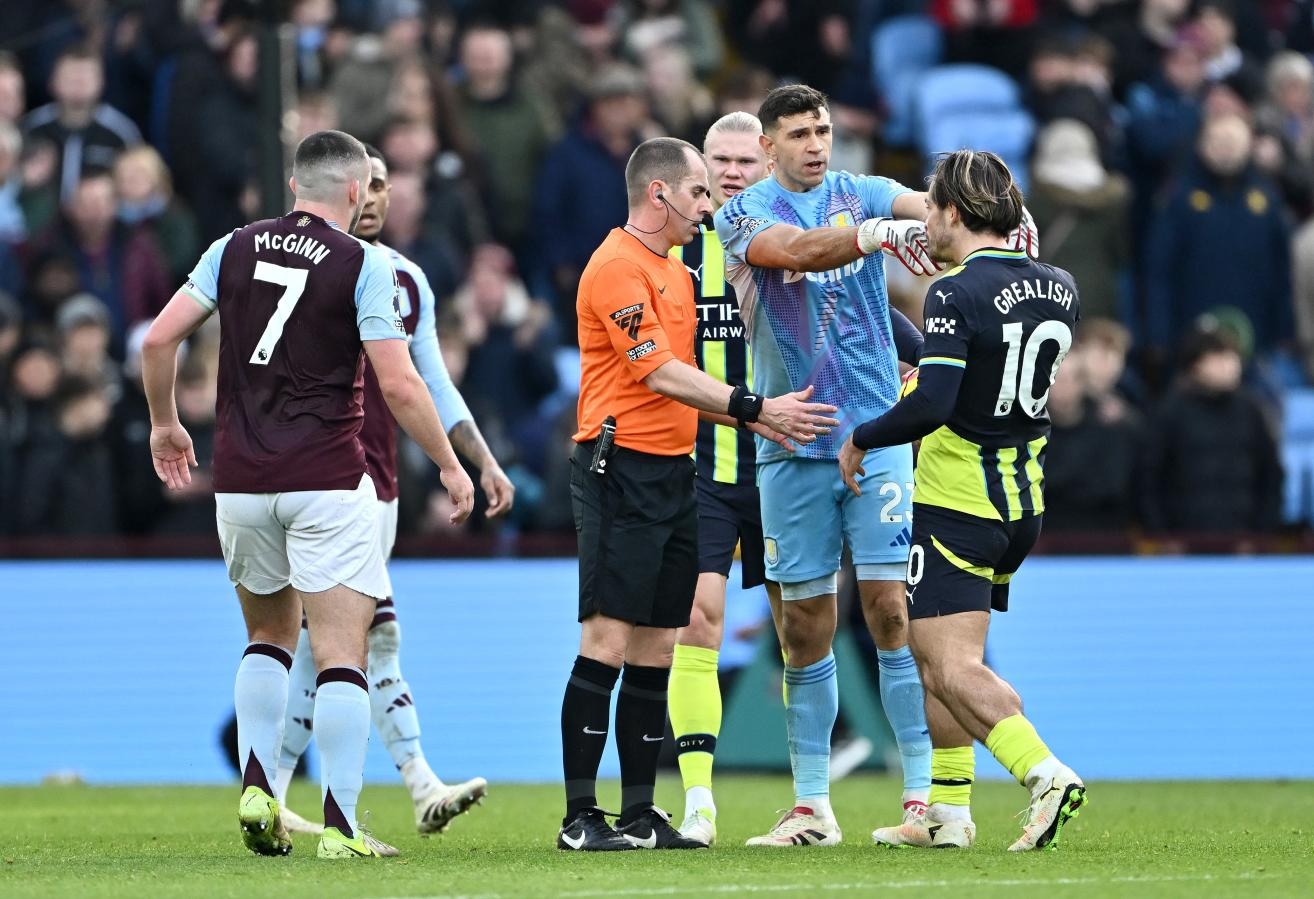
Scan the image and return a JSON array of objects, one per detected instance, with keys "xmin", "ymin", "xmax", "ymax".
[
  {"xmin": 376, "ymin": 498, "xmax": 399, "ymax": 597},
  {"xmin": 215, "ymin": 473, "xmax": 389, "ymax": 600}
]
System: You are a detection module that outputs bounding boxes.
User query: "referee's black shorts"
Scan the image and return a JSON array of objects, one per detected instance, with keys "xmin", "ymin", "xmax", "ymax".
[
  {"xmin": 695, "ymin": 476, "xmax": 766, "ymax": 589},
  {"xmin": 570, "ymin": 441, "xmax": 698, "ymax": 628}
]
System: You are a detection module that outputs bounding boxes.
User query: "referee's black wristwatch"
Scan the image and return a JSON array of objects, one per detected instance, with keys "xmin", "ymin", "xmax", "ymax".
[{"xmin": 727, "ymin": 385, "xmax": 763, "ymax": 427}]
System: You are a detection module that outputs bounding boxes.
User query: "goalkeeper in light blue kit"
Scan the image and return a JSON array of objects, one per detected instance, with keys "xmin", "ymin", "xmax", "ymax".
[{"xmin": 715, "ymin": 84, "xmax": 1038, "ymax": 847}]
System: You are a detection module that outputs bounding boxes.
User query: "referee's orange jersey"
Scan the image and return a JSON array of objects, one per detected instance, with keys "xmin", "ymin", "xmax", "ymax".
[{"xmin": 575, "ymin": 228, "xmax": 698, "ymax": 456}]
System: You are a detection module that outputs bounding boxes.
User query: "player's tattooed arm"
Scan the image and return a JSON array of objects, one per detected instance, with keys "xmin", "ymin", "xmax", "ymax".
[{"xmin": 448, "ymin": 420, "xmax": 515, "ymax": 518}]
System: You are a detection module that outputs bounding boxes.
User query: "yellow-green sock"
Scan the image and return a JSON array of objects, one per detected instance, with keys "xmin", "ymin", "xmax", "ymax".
[
  {"xmin": 928, "ymin": 746, "xmax": 975, "ymax": 807},
  {"xmin": 669, "ymin": 644, "xmax": 721, "ymax": 793},
  {"xmin": 985, "ymin": 714, "xmax": 1053, "ymax": 784}
]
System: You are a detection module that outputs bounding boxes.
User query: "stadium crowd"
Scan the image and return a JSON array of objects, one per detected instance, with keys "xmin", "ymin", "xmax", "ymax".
[{"xmin": 0, "ymin": 0, "xmax": 1311, "ymax": 541}]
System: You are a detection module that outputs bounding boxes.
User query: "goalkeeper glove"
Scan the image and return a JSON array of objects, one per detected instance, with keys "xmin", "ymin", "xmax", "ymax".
[
  {"xmin": 1009, "ymin": 206, "xmax": 1039, "ymax": 258},
  {"xmin": 856, "ymin": 217, "xmax": 939, "ymax": 276}
]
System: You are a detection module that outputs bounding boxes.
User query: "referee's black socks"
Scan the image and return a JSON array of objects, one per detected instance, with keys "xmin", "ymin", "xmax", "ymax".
[
  {"xmin": 616, "ymin": 664, "xmax": 671, "ymax": 826},
  {"xmin": 561, "ymin": 655, "xmax": 620, "ymax": 818}
]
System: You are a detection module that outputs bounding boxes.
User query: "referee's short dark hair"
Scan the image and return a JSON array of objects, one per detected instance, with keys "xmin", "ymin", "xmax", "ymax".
[
  {"xmin": 292, "ymin": 130, "xmax": 369, "ymax": 201},
  {"xmin": 927, "ymin": 149, "xmax": 1024, "ymax": 237},
  {"xmin": 758, "ymin": 84, "xmax": 829, "ymax": 133},
  {"xmin": 625, "ymin": 137, "xmax": 701, "ymax": 207}
]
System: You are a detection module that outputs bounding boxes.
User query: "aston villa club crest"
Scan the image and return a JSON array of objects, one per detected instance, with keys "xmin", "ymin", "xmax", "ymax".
[{"xmin": 297, "ymin": 215, "xmax": 311, "ymax": 227}]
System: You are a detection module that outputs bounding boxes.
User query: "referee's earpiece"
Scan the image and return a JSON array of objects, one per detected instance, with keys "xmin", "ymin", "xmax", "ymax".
[{"xmin": 656, "ymin": 192, "xmax": 665, "ymax": 201}]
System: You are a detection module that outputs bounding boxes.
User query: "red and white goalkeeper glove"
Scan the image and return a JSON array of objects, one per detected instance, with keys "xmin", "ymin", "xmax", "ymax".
[
  {"xmin": 1009, "ymin": 205, "xmax": 1039, "ymax": 258},
  {"xmin": 856, "ymin": 217, "xmax": 940, "ymax": 276}
]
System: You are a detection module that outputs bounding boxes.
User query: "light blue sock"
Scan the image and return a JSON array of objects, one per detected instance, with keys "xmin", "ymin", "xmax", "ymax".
[
  {"xmin": 367, "ymin": 621, "xmax": 423, "ymax": 768},
  {"xmin": 784, "ymin": 653, "xmax": 838, "ymax": 806},
  {"xmin": 315, "ymin": 669, "xmax": 371, "ymax": 838},
  {"xmin": 234, "ymin": 643, "xmax": 292, "ymax": 796},
  {"xmin": 877, "ymin": 645, "xmax": 932, "ymax": 803},
  {"xmin": 276, "ymin": 629, "xmax": 317, "ymax": 800}
]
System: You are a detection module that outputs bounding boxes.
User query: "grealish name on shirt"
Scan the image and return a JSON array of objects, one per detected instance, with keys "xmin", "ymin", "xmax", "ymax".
[
  {"xmin": 254, "ymin": 231, "xmax": 332, "ymax": 264},
  {"xmin": 993, "ymin": 278, "xmax": 1074, "ymax": 315}
]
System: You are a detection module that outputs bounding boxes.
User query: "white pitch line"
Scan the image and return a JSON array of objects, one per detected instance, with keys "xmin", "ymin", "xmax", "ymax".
[{"xmin": 374, "ymin": 870, "xmax": 1280, "ymax": 899}]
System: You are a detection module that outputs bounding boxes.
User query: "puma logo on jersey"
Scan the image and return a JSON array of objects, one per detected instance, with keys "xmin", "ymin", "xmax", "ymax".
[
  {"xmin": 610, "ymin": 303, "xmax": 645, "ymax": 341},
  {"xmin": 925, "ymin": 316, "xmax": 957, "ymax": 335},
  {"xmin": 935, "ymin": 289, "xmax": 953, "ymax": 304}
]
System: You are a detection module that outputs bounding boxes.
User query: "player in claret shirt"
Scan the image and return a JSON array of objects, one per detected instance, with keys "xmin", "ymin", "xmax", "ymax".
[
  {"xmin": 141, "ymin": 130, "xmax": 474, "ymax": 859},
  {"xmin": 274, "ymin": 143, "xmax": 515, "ymax": 840}
]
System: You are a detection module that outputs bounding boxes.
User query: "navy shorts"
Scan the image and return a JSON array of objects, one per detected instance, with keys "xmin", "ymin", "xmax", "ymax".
[
  {"xmin": 905, "ymin": 503, "xmax": 1042, "ymax": 619},
  {"xmin": 695, "ymin": 476, "xmax": 766, "ymax": 590}
]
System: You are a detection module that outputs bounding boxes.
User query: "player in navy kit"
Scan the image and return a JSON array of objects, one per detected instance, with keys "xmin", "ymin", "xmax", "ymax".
[
  {"xmin": 839, "ymin": 150, "xmax": 1086, "ymax": 852},
  {"xmin": 141, "ymin": 131, "xmax": 474, "ymax": 859}
]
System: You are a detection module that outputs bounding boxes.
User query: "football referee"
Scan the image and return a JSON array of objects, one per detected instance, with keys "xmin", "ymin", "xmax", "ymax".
[{"xmin": 557, "ymin": 137, "xmax": 838, "ymax": 852}]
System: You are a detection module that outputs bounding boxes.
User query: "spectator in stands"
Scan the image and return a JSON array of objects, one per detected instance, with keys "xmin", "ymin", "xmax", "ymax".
[
  {"xmin": 929, "ymin": 0, "xmax": 1040, "ymax": 81},
  {"xmin": 113, "ymin": 145, "xmax": 200, "ymax": 284},
  {"xmin": 378, "ymin": 167, "xmax": 463, "ymax": 304},
  {"xmin": 1028, "ymin": 119, "xmax": 1130, "ymax": 322},
  {"xmin": 533, "ymin": 64, "xmax": 653, "ymax": 336},
  {"xmin": 0, "ymin": 120, "xmax": 27, "ymax": 245},
  {"xmin": 1099, "ymin": 0, "xmax": 1192, "ymax": 99},
  {"xmin": 616, "ymin": 0, "xmax": 725, "ymax": 80},
  {"xmin": 1195, "ymin": 0, "xmax": 1255, "ymax": 87},
  {"xmin": 1145, "ymin": 113, "xmax": 1293, "ymax": 358},
  {"xmin": 0, "ymin": 52, "xmax": 24, "ymax": 124},
  {"xmin": 1254, "ymin": 51, "xmax": 1314, "ymax": 217},
  {"xmin": 12, "ymin": 374, "xmax": 117, "ymax": 536},
  {"xmin": 1041, "ymin": 325, "xmax": 1143, "ymax": 533},
  {"xmin": 456, "ymin": 23, "xmax": 561, "ymax": 257},
  {"xmin": 1026, "ymin": 34, "xmax": 1122, "ymax": 164},
  {"xmin": 55, "ymin": 294, "xmax": 119, "ymax": 399},
  {"xmin": 329, "ymin": 2, "xmax": 426, "ymax": 143},
  {"xmin": 109, "ymin": 321, "xmax": 166, "ymax": 535},
  {"xmin": 293, "ymin": 90, "xmax": 340, "ymax": 141},
  {"xmin": 22, "ymin": 45, "xmax": 141, "ymax": 201},
  {"xmin": 289, "ymin": 0, "xmax": 336, "ymax": 90},
  {"xmin": 3, "ymin": 338, "xmax": 60, "ymax": 534},
  {"xmin": 1258, "ymin": 52, "xmax": 1314, "ymax": 167},
  {"xmin": 1125, "ymin": 29, "xmax": 1207, "ymax": 216},
  {"xmin": 726, "ymin": 1, "xmax": 862, "ymax": 92},
  {"xmin": 642, "ymin": 43, "xmax": 716, "ymax": 144},
  {"xmin": 715, "ymin": 66, "xmax": 776, "ymax": 117},
  {"xmin": 453, "ymin": 243, "xmax": 559, "ymax": 473},
  {"xmin": 1292, "ymin": 216, "xmax": 1314, "ymax": 382},
  {"xmin": 378, "ymin": 117, "xmax": 489, "ymax": 262},
  {"xmin": 1140, "ymin": 327, "xmax": 1283, "ymax": 534},
  {"xmin": 189, "ymin": 28, "xmax": 259, "ymax": 240},
  {"xmin": 35, "ymin": 172, "xmax": 173, "ymax": 355}
]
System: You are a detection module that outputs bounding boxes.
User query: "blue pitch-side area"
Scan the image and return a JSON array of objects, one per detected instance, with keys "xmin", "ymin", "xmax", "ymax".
[{"xmin": 1, "ymin": 557, "xmax": 1312, "ymax": 784}]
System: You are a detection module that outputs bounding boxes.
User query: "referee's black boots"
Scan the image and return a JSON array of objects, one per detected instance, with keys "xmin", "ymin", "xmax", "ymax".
[{"xmin": 557, "ymin": 807, "xmax": 634, "ymax": 851}]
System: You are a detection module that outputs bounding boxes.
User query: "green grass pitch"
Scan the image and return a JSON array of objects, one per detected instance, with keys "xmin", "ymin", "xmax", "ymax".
[{"xmin": 3, "ymin": 775, "xmax": 1310, "ymax": 898}]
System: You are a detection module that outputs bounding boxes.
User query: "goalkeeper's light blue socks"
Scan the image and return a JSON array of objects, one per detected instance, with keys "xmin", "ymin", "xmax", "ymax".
[
  {"xmin": 784, "ymin": 653, "xmax": 838, "ymax": 816},
  {"xmin": 877, "ymin": 645, "xmax": 932, "ymax": 806},
  {"xmin": 235, "ymin": 643, "xmax": 292, "ymax": 796}
]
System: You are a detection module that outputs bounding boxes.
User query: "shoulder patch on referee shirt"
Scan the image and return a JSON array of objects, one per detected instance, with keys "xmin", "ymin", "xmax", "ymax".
[
  {"xmin": 610, "ymin": 303, "xmax": 644, "ymax": 341},
  {"xmin": 626, "ymin": 339, "xmax": 657, "ymax": 362}
]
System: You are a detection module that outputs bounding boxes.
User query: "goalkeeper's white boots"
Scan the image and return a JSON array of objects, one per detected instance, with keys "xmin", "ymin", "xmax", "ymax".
[
  {"xmin": 745, "ymin": 805, "xmax": 842, "ymax": 847},
  {"xmin": 415, "ymin": 777, "xmax": 488, "ymax": 835},
  {"xmin": 872, "ymin": 803, "xmax": 975, "ymax": 849}
]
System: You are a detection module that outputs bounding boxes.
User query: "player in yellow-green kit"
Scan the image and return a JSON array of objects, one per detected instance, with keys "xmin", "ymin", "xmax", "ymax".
[
  {"xmin": 839, "ymin": 150, "xmax": 1086, "ymax": 852},
  {"xmin": 665, "ymin": 111, "xmax": 774, "ymax": 847}
]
